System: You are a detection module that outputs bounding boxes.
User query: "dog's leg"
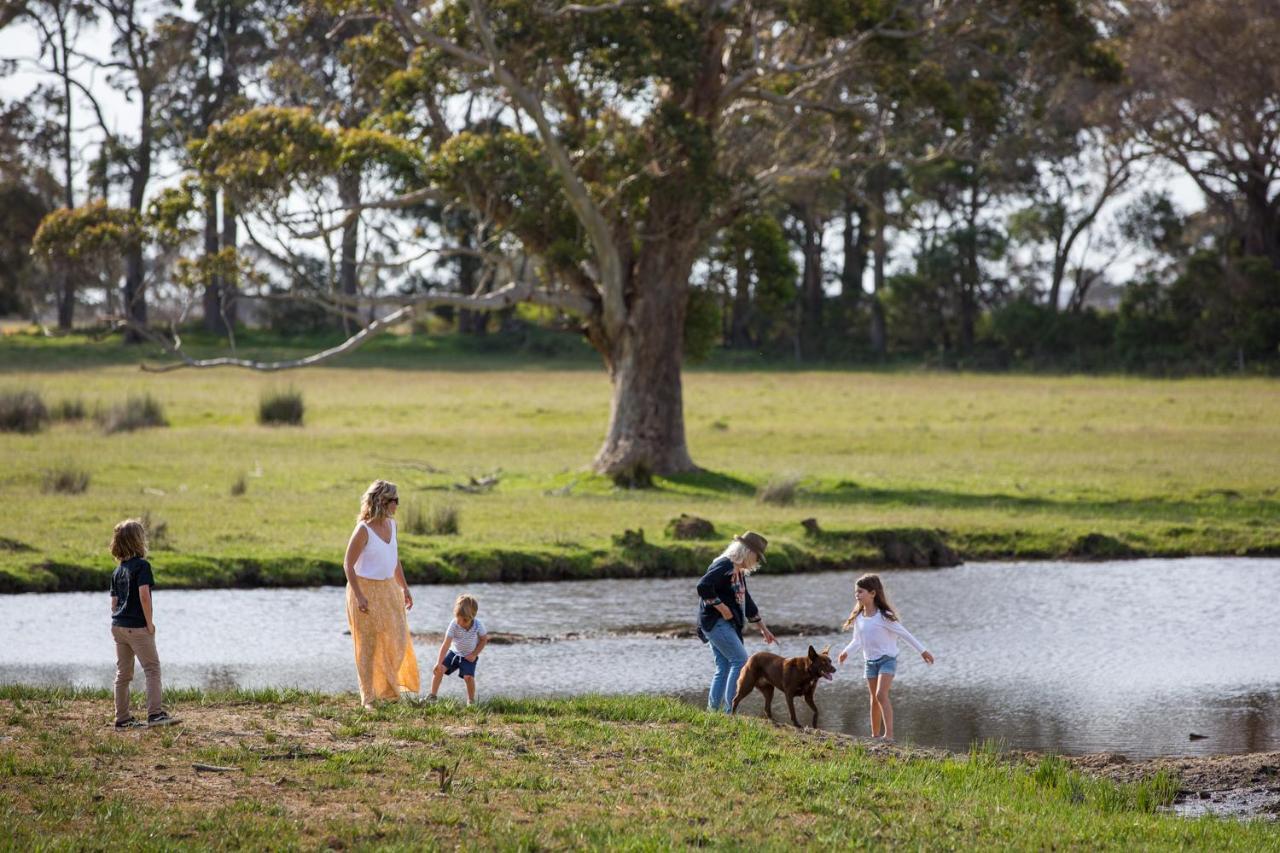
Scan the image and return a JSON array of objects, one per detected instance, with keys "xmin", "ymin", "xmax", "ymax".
[
  {"xmin": 785, "ymin": 693, "xmax": 801, "ymax": 728},
  {"xmin": 803, "ymin": 686, "xmax": 819, "ymax": 728},
  {"xmin": 759, "ymin": 683, "xmax": 775, "ymax": 722},
  {"xmin": 731, "ymin": 667, "xmax": 755, "ymax": 715}
]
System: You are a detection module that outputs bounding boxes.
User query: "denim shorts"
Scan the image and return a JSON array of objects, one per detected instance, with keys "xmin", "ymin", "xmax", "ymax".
[
  {"xmin": 444, "ymin": 650, "xmax": 477, "ymax": 679},
  {"xmin": 864, "ymin": 654, "xmax": 897, "ymax": 679}
]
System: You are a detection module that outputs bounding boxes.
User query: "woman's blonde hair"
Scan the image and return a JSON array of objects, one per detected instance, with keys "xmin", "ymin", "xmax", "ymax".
[
  {"xmin": 358, "ymin": 479, "xmax": 399, "ymax": 522},
  {"xmin": 841, "ymin": 573, "xmax": 899, "ymax": 630},
  {"xmin": 110, "ymin": 519, "xmax": 148, "ymax": 562},
  {"xmin": 454, "ymin": 594, "xmax": 478, "ymax": 621},
  {"xmin": 718, "ymin": 540, "xmax": 760, "ymax": 573}
]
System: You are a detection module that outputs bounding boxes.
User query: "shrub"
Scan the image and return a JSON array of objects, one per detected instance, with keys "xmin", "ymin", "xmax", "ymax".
[
  {"xmin": 230, "ymin": 475, "xmax": 247, "ymax": 496},
  {"xmin": 0, "ymin": 390, "xmax": 48, "ymax": 433},
  {"xmin": 140, "ymin": 511, "xmax": 170, "ymax": 550},
  {"xmin": 404, "ymin": 503, "xmax": 459, "ymax": 535},
  {"xmin": 259, "ymin": 387, "xmax": 304, "ymax": 426},
  {"xmin": 757, "ymin": 475, "xmax": 799, "ymax": 506},
  {"xmin": 42, "ymin": 466, "xmax": 90, "ymax": 494},
  {"xmin": 51, "ymin": 398, "xmax": 86, "ymax": 421},
  {"xmin": 99, "ymin": 394, "xmax": 167, "ymax": 434}
]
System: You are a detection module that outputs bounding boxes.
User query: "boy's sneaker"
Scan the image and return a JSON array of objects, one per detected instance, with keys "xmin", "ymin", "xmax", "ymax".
[
  {"xmin": 114, "ymin": 717, "xmax": 144, "ymax": 730},
  {"xmin": 146, "ymin": 711, "xmax": 180, "ymax": 727}
]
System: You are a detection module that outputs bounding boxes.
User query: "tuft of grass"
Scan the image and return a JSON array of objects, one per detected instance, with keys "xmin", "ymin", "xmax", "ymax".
[
  {"xmin": 258, "ymin": 387, "xmax": 304, "ymax": 426},
  {"xmin": 230, "ymin": 475, "xmax": 247, "ymax": 497},
  {"xmin": 0, "ymin": 389, "xmax": 48, "ymax": 433},
  {"xmin": 50, "ymin": 398, "xmax": 86, "ymax": 422},
  {"xmin": 42, "ymin": 465, "xmax": 90, "ymax": 495},
  {"xmin": 140, "ymin": 511, "xmax": 170, "ymax": 550},
  {"xmin": 404, "ymin": 503, "xmax": 460, "ymax": 536},
  {"xmin": 757, "ymin": 475, "xmax": 800, "ymax": 506},
  {"xmin": 98, "ymin": 394, "xmax": 167, "ymax": 434}
]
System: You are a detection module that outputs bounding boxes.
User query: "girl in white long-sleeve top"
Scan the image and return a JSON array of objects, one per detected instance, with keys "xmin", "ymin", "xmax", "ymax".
[{"xmin": 837, "ymin": 573, "xmax": 934, "ymax": 741}]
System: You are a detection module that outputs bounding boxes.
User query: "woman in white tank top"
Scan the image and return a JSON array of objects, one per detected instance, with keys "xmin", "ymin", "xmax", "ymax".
[{"xmin": 342, "ymin": 480, "xmax": 419, "ymax": 707}]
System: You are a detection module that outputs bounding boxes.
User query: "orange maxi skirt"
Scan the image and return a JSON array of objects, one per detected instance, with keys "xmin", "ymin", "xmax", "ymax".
[{"xmin": 346, "ymin": 578, "xmax": 420, "ymax": 706}]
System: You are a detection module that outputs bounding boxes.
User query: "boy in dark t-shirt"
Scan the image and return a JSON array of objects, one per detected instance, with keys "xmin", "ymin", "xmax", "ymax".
[{"xmin": 109, "ymin": 519, "xmax": 178, "ymax": 729}]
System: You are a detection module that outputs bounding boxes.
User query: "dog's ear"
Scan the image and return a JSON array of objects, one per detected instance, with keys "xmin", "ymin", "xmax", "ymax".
[{"xmin": 807, "ymin": 645, "xmax": 817, "ymax": 660}]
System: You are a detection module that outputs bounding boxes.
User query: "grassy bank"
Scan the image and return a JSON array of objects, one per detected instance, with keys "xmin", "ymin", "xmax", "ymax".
[
  {"xmin": 3, "ymin": 331, "xmax": 1279, "ymax": 592},
  {"xmin": 2, "ymin": 686, "xmax": 1274, "ymax": 849}
]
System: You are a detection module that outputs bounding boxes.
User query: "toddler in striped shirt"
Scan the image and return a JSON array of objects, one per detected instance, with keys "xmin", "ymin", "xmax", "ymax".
[{"xmin": 428, "ymin": 594, "xmax": 488, "ymax": 705}]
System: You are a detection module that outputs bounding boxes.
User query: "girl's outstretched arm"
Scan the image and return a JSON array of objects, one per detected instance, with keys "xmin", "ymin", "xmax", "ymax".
[
  {"xmin": 886, "ymin": 620, "xmax": 932, "ymax": 661},
  {"xmin": 838, "ymin": 625, "xmax": 861, "ymax": 664}
]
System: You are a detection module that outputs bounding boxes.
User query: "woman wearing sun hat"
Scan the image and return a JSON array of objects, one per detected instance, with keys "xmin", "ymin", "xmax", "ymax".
[{"xmin": 696, "ymin": 531, "xmax": 777, "ymax": 712}]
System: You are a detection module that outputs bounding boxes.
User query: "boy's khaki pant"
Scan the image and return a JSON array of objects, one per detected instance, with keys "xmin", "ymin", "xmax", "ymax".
[{"xmin": 112, "ymin": 626, "xmax": 162, "ymax": 723}]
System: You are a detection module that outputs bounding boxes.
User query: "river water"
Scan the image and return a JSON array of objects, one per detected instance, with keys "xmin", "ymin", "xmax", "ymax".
[{"xmin": 2, "ymin": 557, "xmax": 1277, "ymax": 758}]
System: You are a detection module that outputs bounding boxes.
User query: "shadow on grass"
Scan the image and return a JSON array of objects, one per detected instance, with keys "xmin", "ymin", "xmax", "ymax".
[{"xmin": 660, "ymin": 469, "xmax": 756, "ymax": 497}]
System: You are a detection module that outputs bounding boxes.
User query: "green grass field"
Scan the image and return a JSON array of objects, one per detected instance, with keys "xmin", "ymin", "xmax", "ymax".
[
  {"xmin": 3, "ymin": 687, "xmax": 1275, "ymax": 849},
  {"xmin": 3, "ymin": 331, "xmax": 1279, "ymax": 591}
]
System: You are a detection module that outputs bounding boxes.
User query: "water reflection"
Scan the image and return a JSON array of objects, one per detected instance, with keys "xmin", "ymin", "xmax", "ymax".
[{"xmin": 2, "ymin": 557, "xmax": 1278, "ymax": 757}]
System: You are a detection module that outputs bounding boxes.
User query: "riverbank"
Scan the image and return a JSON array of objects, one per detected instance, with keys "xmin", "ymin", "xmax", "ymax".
[
  {"xmin": 3, "ymin": 350, "xmax": 1278, "ymax": 593},
  {"xmin": 1, "ymin": 687, "xmax": 1275, "ymax": 848}
]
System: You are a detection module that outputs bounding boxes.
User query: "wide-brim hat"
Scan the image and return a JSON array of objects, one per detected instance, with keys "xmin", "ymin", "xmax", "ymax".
[{"xmin": 735, "ymin": 531, "xmax": 768, "ymax": 564}]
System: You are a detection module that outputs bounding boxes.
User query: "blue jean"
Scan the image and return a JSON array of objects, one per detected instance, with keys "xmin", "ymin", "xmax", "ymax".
[{"xmin": 705, "ymin": 619, "xmax": 749, "ymax": 712}]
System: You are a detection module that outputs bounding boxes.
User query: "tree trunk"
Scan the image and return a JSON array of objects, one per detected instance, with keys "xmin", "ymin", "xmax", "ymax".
[
  {"xmin": 1243, "ymin": 180, "xmax": 1280, "ymax": 270},
  {"xmin": 730, "ymin": 250, "xmax": 752, "ymax": 347},
  {"xmin": 56, "ymin": 271, "xmax": 75, "ymax": 331},
  {"xmin": 868, "ymin": 196, "xmax": 887, "ymax": 355},
  {"xmin": 799, "ymin": 205, "xmax": 823, "ymax": 359},
  {"xmin": 958, "ymin": 182, "xmax": 980, "ymax": 352},
  {"xmin": 592, "ymin": 239, "xmax": 697, "ymax": 482},
  {"xmin": 122, "ymin": 90, "xmax": 153, "ymax": 342},
  {"xmin": 840, "ymin": 199, "xmax": 867, "ymax": 307},
  {"xmin": 456, "ymin": 224, "xmax": 487, "ymax": 335},
  {"xmin": 338, "ymin": 171, "xmax": 360, "ymax": 334},
  {"xmin": 55, "ymin": 12, "xmax": 75, "ymax": 330},
  {"xmin": 221, "ymin": 194, "xmax": 239, "ymax": 328},
  {"xmin": 202, "ymin": 190, "xmax": 228, "ymax": 334}
]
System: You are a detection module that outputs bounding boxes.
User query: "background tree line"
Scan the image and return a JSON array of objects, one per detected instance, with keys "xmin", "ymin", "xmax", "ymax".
[
  {"xmin": 0, "ymin": 0, "xmax": 1278, "ymax": 474},
  {"xmin": 2, "ymin": 0, "xmax": 1269, "ymax": 371}
]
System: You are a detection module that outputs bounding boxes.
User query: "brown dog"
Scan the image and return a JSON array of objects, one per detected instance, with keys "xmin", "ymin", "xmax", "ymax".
[{"xmin": 731, "ymin": 645, "xmax": 836, "ymax": 728}]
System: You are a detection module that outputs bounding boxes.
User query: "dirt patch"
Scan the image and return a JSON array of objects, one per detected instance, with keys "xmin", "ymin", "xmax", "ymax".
[{"xmin": 1066, "ymin": 751, "xmax": 1280, "ymax": 821}]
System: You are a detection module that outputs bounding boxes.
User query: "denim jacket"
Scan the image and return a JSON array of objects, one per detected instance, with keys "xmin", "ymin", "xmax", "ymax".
[{"xmin": 695, "ymin": 556, "xmax": 760, "ymax": 642}]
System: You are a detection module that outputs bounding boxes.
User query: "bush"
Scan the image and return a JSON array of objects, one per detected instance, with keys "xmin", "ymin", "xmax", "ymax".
[
  {"xmin": 51, "ymin": 398, "xmax": 86, "ymax": 421},
  {"xmin": 259, "ymin": 387, "xmax": 305, "ymax": 426},
  {"xmin": 42, "ymin": 466, "xmax": 90, "ymax": 494},
  {"xmin": 140, "ymin": 511, "xmax": 170, "ymax": 550},
  {"xmin": 404, "ymin": 503, "xmax": 459, "ymax": 535},
  {"xmin": 230, "ymin": 475, "xmax": 247, "ymax": 496},
  {"xmin": 0, "ymin": 389, "xmax": 48, "ymax": 433},
  {"xmin": 757, "ymin": 476, "xmax": 799, "ymax": 506},
  {"xmin": 99, "ymin": 394, "xmax": 167, "ymax": 434}
]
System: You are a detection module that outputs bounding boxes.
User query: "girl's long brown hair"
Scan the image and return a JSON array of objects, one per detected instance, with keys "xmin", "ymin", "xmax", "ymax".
[{"xmin": 841, "ymin": 573, "xmax": 899, "ymax": 630}]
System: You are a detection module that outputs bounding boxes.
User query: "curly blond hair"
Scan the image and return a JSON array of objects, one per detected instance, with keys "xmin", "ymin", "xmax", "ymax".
[{"xmin": 358, "ymin": 479, "xmax": 399, "ymax": 522}]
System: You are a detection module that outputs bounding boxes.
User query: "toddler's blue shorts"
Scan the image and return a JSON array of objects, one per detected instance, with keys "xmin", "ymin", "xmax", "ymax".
[{"xmin": 444, "ymin": 650, "xmax": 477, "ymax": 679}]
